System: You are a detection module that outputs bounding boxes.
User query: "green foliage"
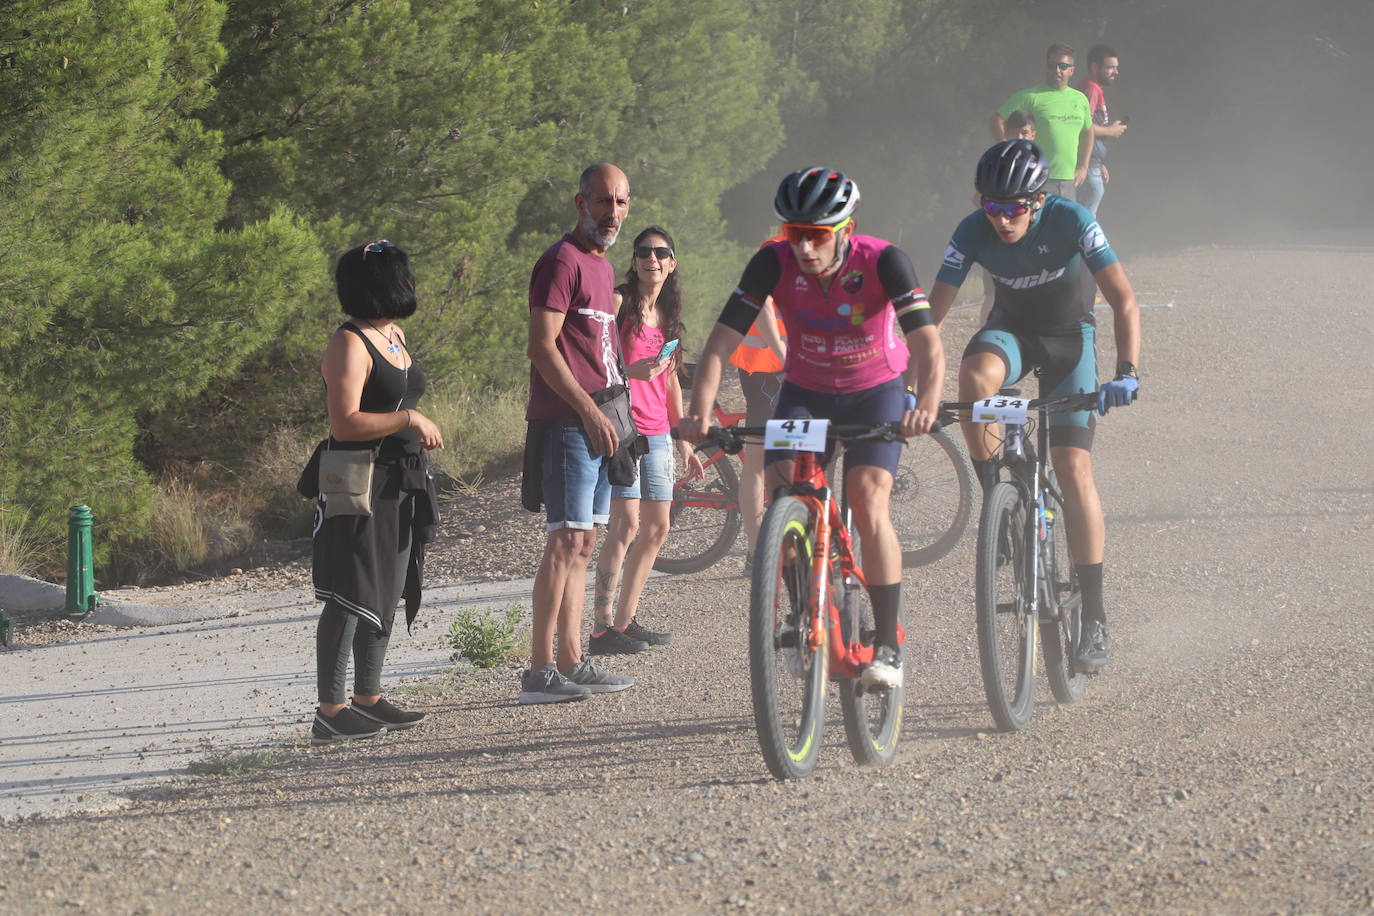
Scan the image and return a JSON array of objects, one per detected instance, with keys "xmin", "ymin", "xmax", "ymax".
[
  {"xmin": 0, "ymin": 1, "xmax": 319, "ymax": 559},
  {"xmin": 447, "ymin": 604, "xmax": 523, "ymax": 669}
]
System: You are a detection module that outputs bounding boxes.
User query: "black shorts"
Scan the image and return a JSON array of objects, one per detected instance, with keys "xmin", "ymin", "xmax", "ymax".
[{"xmin": 764, "ymin": 377, "xmax": 905, "ymax": 475}]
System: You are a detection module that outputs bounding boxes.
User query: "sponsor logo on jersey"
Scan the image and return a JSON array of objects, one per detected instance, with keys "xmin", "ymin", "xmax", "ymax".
[
  {"xmin": 942, "ymin": 243, "xmax": 965, "ymax": 271},
  {"xmin": 1079, "ymin": 222, "xmax": 1109, "ymax": 258},
  {"xmin": 1002, "ymin": 267, "xmax": 1067, "ymax": 290},
  {"xmin": 794, "ymin": 274, "xmax": 809, "ymax": 290},
  {"xmin": 841, "ymin": 269, "xmax": 864, "ymax": 294}
]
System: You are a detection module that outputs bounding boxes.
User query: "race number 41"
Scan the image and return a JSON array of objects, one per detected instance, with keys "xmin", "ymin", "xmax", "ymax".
[
  {"xmin": 972, "ymin": 396, "xmax": 1030, "ymax": 425},
  {"xmin": 765, "ymin": 417, "xmax": 829, "ymax": 452}
]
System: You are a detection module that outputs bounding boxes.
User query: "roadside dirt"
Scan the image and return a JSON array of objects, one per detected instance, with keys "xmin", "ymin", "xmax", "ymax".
[{"xmin": 2, "ymin": 247, "xmax": 1372, "ymax": 913}]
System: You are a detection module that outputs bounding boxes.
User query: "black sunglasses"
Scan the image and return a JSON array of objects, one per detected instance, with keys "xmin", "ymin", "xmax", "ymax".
[
  {"xmin": 634, "ymin": 245, "xmax": 674, "ymax": 261},
  {"xmin": 361, "ymin": 239, "xmax": 395, "ymax": 258},
  {"xmin": 1050, "ymin": 61, "xmax": 1074, "ymax": 70}
]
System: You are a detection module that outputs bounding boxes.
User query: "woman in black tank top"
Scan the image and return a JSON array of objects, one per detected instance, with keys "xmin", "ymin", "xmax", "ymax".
[{"xmin": 309, "ymin": 240, "xmax": 445, "ymax": 745}]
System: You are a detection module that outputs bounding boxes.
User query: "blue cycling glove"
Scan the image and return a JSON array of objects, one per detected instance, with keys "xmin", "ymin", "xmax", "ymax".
[{"xmin": 1098, "ymin": 374, "xmax": 1139, "ymax": 415}]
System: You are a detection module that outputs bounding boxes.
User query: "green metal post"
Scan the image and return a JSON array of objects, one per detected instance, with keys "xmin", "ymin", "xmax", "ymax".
[
  {"xmin": 0, "ymin": 610, "xmax": 10, "ymax": 647},
  {"xmin": 65, "ymin": 504, "xmax": 99, "ymax": 619}
]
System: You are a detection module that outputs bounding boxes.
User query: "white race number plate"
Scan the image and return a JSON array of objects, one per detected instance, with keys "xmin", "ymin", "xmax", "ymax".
[
  {"xmin": 972, "ymin": 397, "xmax": 1030, "ymax": 425},
  {"xmin": 765, "ymin": 417, "xmax": 829, "ymax": 452}
]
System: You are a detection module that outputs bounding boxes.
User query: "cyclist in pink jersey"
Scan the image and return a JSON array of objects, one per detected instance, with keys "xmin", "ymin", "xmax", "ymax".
[{"xmin": 680, "ymin": 167, "xmax": 945, "ymax": 689}]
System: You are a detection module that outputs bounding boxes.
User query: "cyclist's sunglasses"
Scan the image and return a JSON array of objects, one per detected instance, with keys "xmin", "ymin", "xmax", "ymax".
[
  {"xmin": 780, "ymin": 217, "xmax": 853, "ymax": 246},
  {"xmin": 361, "ymin": 239, "xmax": 395, "ymax": 258},
  {"xmin": 634, "ymin": 245, "xmax": 674, "ymax": 260},
  {"xmin": 1050, "ymin": 61, "xmax": 1074, "ymax": 70},
  {"xmin": 981, "ymin": 199, "xmax": 1033, "ymax": 219}
]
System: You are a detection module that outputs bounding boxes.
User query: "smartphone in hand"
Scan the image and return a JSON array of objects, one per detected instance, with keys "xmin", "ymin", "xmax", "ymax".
[{"xmin": 656, "ymin": 338, "xmax": 680, "ymax": 362}]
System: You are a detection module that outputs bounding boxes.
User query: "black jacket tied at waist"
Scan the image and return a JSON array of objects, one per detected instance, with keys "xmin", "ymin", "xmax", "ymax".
[{"xmin": 308, "ymin": 438, "xmax": 439, "ymax": 636}]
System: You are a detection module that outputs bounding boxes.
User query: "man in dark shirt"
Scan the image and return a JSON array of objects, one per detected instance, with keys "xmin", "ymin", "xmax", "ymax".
[{"xmin": 520, "ymin": 163, "xmax": 637, "ymax": 704}]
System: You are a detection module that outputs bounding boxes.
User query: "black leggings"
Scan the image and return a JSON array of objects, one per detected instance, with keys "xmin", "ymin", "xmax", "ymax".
[
  {"xmin": 315, "ymin": 492, "xmax": 413, "ymax": 704},
  {"xmin": 316, "ymin": 603, "xmax": 391, "ymax": 703}
]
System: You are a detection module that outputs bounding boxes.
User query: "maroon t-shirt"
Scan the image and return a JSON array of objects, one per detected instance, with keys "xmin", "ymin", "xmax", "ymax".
[{"xmin": 525, "ymin": 234, "xmax": 623, "ymax": 422}]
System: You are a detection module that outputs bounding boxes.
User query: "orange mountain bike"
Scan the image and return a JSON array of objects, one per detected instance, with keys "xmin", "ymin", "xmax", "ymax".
[{"xmin": 695, "ymin": 420, "xmax": 914, "ymax": 779}]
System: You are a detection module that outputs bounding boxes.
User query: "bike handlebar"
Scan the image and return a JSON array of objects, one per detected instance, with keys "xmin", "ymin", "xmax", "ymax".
[
  {"xmin": 937, "ymin": 391, "xmax": 1099, "ymax": 425},
  {"xmin": 673, "ymin": 421, "xmax": 916, "ymax": 455}
]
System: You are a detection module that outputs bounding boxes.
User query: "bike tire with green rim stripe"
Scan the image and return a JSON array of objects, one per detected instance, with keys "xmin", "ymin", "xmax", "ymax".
[
  {"xmin": 838, "ymin": 566, "xmax": 904, "ymax": 767},
  {"xmin": 749, "ymin": 495, "xmax": 827, "ymax": 780},
  {"xmin": 975, "ymin": 480, "xmax": 1037, "ymax": 732},
  {"xmin": 653, "ymin": 444, "xmax": 742, "ymax": 575}
]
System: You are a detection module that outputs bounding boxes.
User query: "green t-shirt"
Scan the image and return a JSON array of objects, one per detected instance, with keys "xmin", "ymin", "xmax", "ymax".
[{"xmin": 997, "ymin": 84, "xmax": 1091, "ymax": 180}]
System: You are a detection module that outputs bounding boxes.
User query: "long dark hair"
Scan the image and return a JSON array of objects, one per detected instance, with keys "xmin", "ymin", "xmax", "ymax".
[{"xmin": 618, "ymin": 225, "xmax": 685, "ymax": 363}]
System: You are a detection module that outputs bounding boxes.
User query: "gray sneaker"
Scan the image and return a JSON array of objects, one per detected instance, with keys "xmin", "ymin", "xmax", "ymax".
[
  {"xmin": 563, "ymin": 657, "xmax": 634, "ymax": 694},
  {"xmin": 519, "ymin": 664, "xmax": 592, "ymax": 705}
]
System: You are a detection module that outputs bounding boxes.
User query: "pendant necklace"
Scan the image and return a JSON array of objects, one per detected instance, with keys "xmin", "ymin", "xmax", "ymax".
[{"xmin": 365, "ymin": 319, "xmax": 403, "ymax": 356}]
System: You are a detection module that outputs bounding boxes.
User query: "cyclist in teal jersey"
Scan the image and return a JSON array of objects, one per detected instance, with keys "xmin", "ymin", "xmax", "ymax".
[{"xmin": 927, "ymin": 140, "xmax": 1141, "ymax": 672}]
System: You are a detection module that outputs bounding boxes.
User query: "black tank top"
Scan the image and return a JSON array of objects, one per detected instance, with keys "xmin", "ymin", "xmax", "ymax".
[{"xmin": 341, "ymin": 322, "xmax": 427, "ymax": 449}]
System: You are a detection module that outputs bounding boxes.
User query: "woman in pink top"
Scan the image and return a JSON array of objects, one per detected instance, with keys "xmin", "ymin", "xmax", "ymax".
[{"xmin": 590, "ymin": 226, "xmax": 703, "ymax": 654}]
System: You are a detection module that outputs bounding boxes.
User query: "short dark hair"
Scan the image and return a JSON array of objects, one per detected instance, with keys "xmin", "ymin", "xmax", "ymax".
[
  {"xmin": 1046, "ymin": 43, "xmax": 1074, "ymax": 61},
  {"xmin": 334, "ymin": 241, "xmax": 417, "ymax": 319},
  {"xmin": 1005, "ymin": 109, "xmax": 1036, "ymax": 132},
  {"xmin": 1087, "ymin": 44, "xmax": 1117, "ymax": 68}
]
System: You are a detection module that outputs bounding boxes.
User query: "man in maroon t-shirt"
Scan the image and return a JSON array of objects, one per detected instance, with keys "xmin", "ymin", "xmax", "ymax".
[{"xmin": 520, "ymin": 162, "xmax": 638, "ymax": 704}]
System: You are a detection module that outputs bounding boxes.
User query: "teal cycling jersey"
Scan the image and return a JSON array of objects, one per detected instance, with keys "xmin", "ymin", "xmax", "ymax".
[{"xmin": 935, "ymin": 195, "xmax": 1118, "ymax": 333}]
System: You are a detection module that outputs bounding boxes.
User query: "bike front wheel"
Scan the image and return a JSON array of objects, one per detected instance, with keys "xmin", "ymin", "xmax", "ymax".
[
  {"xmin": 838, "ymin": 568, "xmax": 904, "ymax": 768},
  {"xmin": 894, "ymin": 427, "xmax": 974, "ymax": 568},
  {"xmin": 1039, "ymin": 472, "xmax": 1086, "ymax": 704},
  {"xmin": 653, "ymin": 443, "xmax": 742, "ymax": 575},
  {"xmin": 975, "ymin": 480, "xmax": 1036, "ymax": 732},
  {"xmin": 750, "ymin": 495, "xmax": 827, "ymax": 780}
]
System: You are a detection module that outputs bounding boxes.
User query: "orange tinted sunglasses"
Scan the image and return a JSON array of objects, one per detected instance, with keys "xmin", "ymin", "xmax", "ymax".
[{"xmin": 780, "ymin": 217, "xmax": 852, "ymax": 246}]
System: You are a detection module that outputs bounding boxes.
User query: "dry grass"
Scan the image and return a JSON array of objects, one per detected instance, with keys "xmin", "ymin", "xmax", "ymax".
[
  {"xmin": 423, "ymin": 384, "xmax": 526, "ymax": 485},
  {"xmin": 0, "ymin": 505, "xmax": 46, "ymax": 576},
  {"xmin": 244, "ymin": 425, "xmax": 321, "ymax": 538}
]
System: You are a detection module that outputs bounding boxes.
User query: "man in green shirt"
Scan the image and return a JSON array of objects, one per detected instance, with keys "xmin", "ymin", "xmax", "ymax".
[{"xmin": 991, "ymin": 44, "xmax": 1092, "ymax": 200}]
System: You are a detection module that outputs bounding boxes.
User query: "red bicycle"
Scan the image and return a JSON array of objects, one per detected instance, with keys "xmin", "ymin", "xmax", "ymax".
[
  {"xmin": 694, "ymin": 421, "xmax": 913, "ymax": 779},
  {"xmin": 656, "ymin": 382, "xmax": 973, "ymax": 575}
]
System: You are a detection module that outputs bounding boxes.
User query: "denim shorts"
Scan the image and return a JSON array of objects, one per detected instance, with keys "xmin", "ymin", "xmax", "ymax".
[
  {"xmin": 611, "ymin": 433, "xmax": 674, "ymax": 501},
  {"xmin": 542, "ymin": 422, "xmax": 611, "ymax": 531}
]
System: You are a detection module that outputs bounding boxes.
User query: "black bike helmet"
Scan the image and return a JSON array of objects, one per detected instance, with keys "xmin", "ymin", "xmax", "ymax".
[
  {"xmin": 975, "ymin": 140, "xmax": 1048, "ymax": 198},
  {"xmin": 773, "ymin": 167, "xmax": 860, "ymax": 225}
]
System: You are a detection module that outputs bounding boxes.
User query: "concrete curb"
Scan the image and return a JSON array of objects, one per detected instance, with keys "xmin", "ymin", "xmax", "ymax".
[{"xmin": 0, "ymin": 573, "xmax": 206, "ymax": 628}]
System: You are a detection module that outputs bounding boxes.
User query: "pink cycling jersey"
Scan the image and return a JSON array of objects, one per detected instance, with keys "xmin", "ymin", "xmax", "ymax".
[{"xmin": 767, "ymin": 234, "xmax": 909, "ymax": 394}]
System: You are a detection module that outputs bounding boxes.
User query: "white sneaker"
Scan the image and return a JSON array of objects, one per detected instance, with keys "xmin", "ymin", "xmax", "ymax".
[{"xmin": 860, "ymin": 645, "xmax": 902, "ymax": 690}]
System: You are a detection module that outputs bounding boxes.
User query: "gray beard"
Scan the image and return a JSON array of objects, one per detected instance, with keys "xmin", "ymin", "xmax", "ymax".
[{"xmin": 581, "ymin": 211, "xmax": 619, "ymax": 249}]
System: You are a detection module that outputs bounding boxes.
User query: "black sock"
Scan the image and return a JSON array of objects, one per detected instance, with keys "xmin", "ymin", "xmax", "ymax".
[
  {"xmin": 1077, "ymin": 562, "xmax": 1105, "ymax": 623},
  {"xmin": 972, "ymin": 458, "xmax": 997, "ymax": 490},
  {"xmin": 867, "ymin": 582, "xmax": 902, "ymax": 651}
]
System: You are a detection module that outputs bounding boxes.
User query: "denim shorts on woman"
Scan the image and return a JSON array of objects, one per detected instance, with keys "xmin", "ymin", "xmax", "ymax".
[
  {"xmin": 611, "ymin": 432, "xmax": 674, "ymax": 501},
  {"xmin": 542, "ymin": 421, "xmax": 611, "ymax": 531}
]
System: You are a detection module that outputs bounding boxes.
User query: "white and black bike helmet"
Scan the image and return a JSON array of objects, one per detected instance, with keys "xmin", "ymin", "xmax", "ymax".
[{"xmin": 773, "ymin": 167, "xmax": 860, "ymax": 225}]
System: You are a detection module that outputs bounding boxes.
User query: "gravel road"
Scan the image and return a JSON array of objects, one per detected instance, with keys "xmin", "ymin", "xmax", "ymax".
[{"xmin": 2, "ymin": 247, "xmax": 1372, "ymax": 913}]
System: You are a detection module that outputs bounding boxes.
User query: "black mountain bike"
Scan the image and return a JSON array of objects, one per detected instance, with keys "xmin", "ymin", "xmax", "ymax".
[{"xmin": 940, "ymin": 390, "xmax": 1098, "ymax": 731}]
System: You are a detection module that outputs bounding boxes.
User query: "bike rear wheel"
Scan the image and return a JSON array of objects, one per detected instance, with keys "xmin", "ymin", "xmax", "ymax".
[
  {"xmin": 975, "ymin": 480, "xmax": 1036, "ymax": 731},
  {"xmin": 894, "ymin": 427, "xmax": 974, "ymax": 568},
  {"xmin": 837, "ymin": 571, "xmax": 904, "ymax": 767},
  {"xmin": 1039, "ymin": 472, "xmax": 1086, "ymax": 704},
  {"xmin": 750, "ymin": 495, "xmax": 827, "ymax": 780},
  {"xmin": 653, "ymin": 444, "xmax": 741, "ymax": 574}
]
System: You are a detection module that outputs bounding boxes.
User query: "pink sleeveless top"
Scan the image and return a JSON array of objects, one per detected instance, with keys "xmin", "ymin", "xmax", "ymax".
[
  {"xmin": 621, "ymin": 320, "xmax": 671, "ymax": 435},
  {"xmin": 767, "ymin": 234, "xmax": 908, "ymax": 393}
]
